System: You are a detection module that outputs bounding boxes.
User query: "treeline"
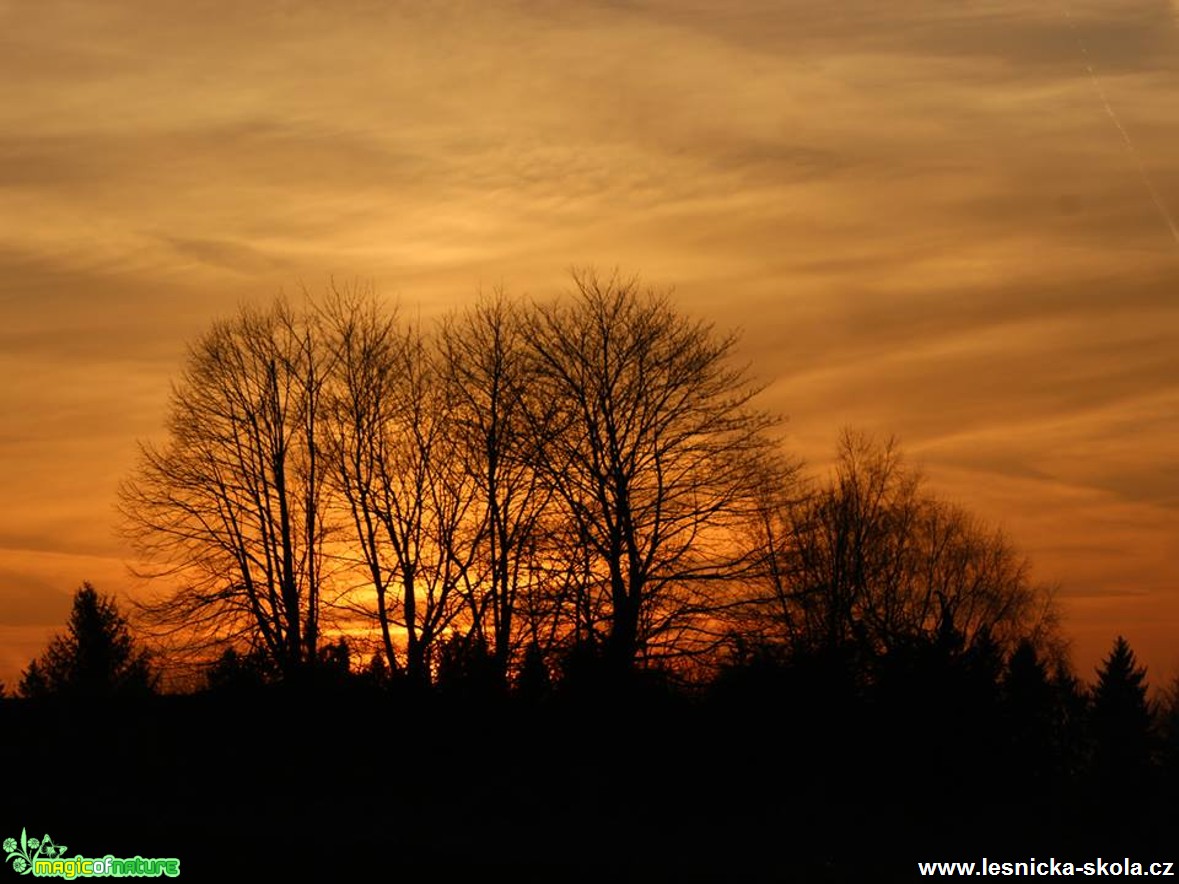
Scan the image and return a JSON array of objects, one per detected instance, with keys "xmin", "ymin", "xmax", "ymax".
[
  {"xmin": 6, "ymin": 582, "xmax": 1177, "ymax": 872},
  {"xmin": 110, "ymin": 269, "xmax": 1059, "ymax": 692},
  {"xmin": 6, "ymin": 263, "xmax": 1176, "ymax": 870}
]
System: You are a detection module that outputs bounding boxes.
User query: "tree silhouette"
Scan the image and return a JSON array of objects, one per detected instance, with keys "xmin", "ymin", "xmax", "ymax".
[
  {"xmin": 1160, "ymin": 673, "xmax": 1179, "ymax": 795},
  {"xmin": 1002, "ymin": 639, "xmax": 1061, "ymax": 788},
  {"xmin": 18, "ymin": 583, "xmax": 155, "ymax": 699},
  {"xmin": 439, "ymin": 291, "xmax": 554, "ymax": 686},
  {"xmin": 514, "ymin": 642, "xmax": 552, "ymax": 701},
  {"xmin": 204, "ymin": 646, "xmax": 273, "ymax": 692},
  {"xmin": 748, "ymin": 430, "xmax": 1059, "ymax": 670},
  {"xmin": 116, "ymin": 275, "xmax": 789, "ymax": 684},
  {"xmin": 324, "ymin": 291, "xmax": 474, "ymax": 686},
  {"xmin": 522, "ymin": 269, "xmax": 778, "ymax": 674},
  {"xmin": 119, "ymin": 297, "xmax": 330, "ymax": 679},
  {"xmin": 1091, "ymin": 635, "xmax": 1154, "ymax": 793}
]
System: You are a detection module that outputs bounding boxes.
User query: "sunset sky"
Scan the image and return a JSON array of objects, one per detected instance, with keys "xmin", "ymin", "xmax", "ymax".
[{"xmin": 2, "ymin": 0, "xmax": 1177, "ymax": 689}]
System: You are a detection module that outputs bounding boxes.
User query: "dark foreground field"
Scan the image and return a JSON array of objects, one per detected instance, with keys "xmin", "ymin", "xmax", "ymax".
[{"xmin": 3, "ymin": 675, "xmax": 1174, "ymax": 882}]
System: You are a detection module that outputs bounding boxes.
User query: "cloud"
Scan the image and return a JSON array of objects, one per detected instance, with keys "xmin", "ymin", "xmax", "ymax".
[
  {"xmin": 164, "ymin": 237, "xmax": 289, "ymax": 275},
  {"xmin": 0, "ymin": 0, "xmax": 1177, "ymax": 685}
]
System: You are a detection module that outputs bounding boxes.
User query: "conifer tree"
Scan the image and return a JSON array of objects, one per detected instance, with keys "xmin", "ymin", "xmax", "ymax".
[
  {"xmin": 1091, "ymin": 635, "xmax": 1153, "ymax": 790},
  {"xmin": 19, "ymin": 583, "xmax": 156, "ymax": 699}
]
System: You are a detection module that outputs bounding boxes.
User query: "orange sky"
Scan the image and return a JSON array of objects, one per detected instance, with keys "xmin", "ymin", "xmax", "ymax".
[{"xmin": 1, "ymin": 0, "xmax": 1177, "ymax": 690}]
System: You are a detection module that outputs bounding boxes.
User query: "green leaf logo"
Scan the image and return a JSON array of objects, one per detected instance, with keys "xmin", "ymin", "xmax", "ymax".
[{"xmin": 4, "ymin": 828, "xmax": 58, "ymax": 876}]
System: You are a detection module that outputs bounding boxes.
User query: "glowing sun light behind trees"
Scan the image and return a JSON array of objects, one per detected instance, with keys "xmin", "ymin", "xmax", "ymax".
[
  {"xmin": 521, "ymin": 270, "xmax": 782, "ymax": 673},
  {"xmin": 323, "ymin": 288, "xmax": 480, "ymax": 687},
  {"xmin": 118, "ymin": 274, "xmax": 786, "ymax": 681},
  {"xmin": 118, "ymin": 272, "xmax": 1059, "ymax": 685},
  {"xmin": 118, "ymin": 300, "xmax": 329, "ymax": 679}
]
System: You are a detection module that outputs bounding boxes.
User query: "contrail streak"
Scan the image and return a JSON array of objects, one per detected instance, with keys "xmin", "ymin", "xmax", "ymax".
[{"xmin": 1065, "ymin": 6, "xmax": 1179, "ymax": 248}]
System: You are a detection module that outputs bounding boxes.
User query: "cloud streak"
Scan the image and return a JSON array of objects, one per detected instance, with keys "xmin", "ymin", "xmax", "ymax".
[
  {"xmin": 1, "ymin": 0, "xmax": 1177, "ymax": 683},
  {"xmin": 1065, "ymin": 2, "xmax": 1179, "ymax": 246}
]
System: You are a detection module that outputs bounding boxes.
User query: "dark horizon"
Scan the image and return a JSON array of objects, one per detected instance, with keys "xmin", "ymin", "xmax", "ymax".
[
  {"xmin": 2, "ymin": 1, "xmax": 1178, "ymax": 698},
  {"xmin": 6, "ymin": 585, "xmax": 1175, "ymax": 878}
]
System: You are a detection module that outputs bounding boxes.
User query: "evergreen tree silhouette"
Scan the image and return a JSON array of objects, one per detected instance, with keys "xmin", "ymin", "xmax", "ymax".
[
  {"xmin": 205, "ymin": 646, "xmax": 276, "ymax": 691},
  {"xmin": 18, "ymin": 582, "xmax": 156, "ymax": 699},
  {"xmin": 436, "ymin": 632, "xmax": 501, "ymax": 699},
  {"xmin": 363, "ymin": 652, "xmax": 392, "ymax": 688},
  {"xmin": 1091, "ymin": 636, "xmax": 1154, "ymax": 802},
  {"xmin": 1002, "ymin": 640, "xmax": 1057, "ymax": 783},
  {"xmin": 1160, "ymin": 674, "xmax": 1179, "ymax": 799},
  {"xmin": 514, "ymin": 642, "xmax": 552, "ymax": 702}
]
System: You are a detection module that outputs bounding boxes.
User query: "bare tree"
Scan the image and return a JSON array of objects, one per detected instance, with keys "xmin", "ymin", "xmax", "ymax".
[
  {"xmin": 522, "ymin": 269, "xmax": 778, "ymax": 674},
  {"xmin": 119, "ymin": 298, "xmax": 330, "ymax": 678},
  {"xmin": 324, "ymin": 292, "xmax": 477, "ymax": 685},
  {"xmin": 117, "ymin": 275, "xmax": 811, "ymax": 685},
  {"xmin": 748, "ymin": 429, "xmax": 1059, "ymax": 664},
  {"xmin": 439, "ymin": 292, "xmax": 553, "ymax": 683}
]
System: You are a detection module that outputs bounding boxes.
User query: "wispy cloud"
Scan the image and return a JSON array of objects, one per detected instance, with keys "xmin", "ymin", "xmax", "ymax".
[{"xmin": 1, "ymin": 0, "xmax": 1176, "ymax": 682}]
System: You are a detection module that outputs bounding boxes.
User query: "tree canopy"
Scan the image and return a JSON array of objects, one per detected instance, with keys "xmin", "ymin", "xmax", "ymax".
[
  {"xmin": 119, "ymin": 299, "xmax": 329, "ymax": 679},
  {"xmin": 117, "ymin": 275, "xmax": 1062, "ymax": 687},
  {"xmin": 19, "ymin": 583, "xmax": 155, "ymax": 699},
  {"xmin": 742, "ymin": 430, "xmax": 1059, "ymax": 671},
  {"xmin": 1091, "ymin": 635, "xmax": 1154, "ymax": 786}
]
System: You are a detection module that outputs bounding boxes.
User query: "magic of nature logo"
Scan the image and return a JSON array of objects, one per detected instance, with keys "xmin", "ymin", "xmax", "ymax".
[{"xmin": 4, "ymin": 829, "xmax": 179, "ymax": 879}]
